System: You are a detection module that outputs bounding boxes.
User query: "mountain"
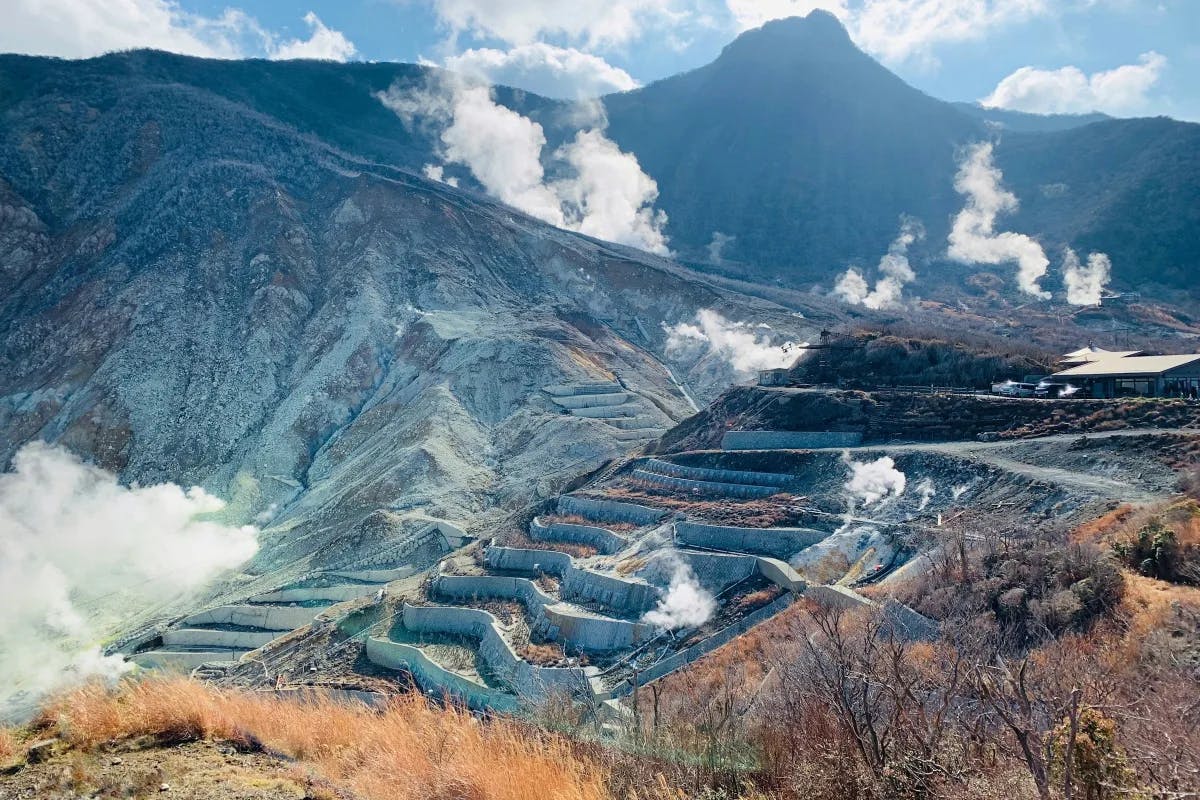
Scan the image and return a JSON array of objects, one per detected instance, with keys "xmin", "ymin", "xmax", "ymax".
[
  {"xmin": 0, "ymin": 54, "xmax": 811, "ymax": 573},
  {"xmin": 601, "ymin": 12, "xmax": 1200, "ymax": 296},
  {"xmin": 951, "ymin": 102, "xmax": 1111, "ymax": 133}
]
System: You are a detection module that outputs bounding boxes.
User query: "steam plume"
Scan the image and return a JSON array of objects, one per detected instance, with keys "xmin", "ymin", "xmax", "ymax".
[
  {"xmin": 948, "ymin": 142, "xmax": 1050, "ymax": 300},
  {"xmin": 642, "ymin": 555, "xmax": 715, "ymax": 630},
  {"xmin": 0, "ymin": 442, "xmax": 258, "ymax": 720},
  {"xmin": 843, "ymin": 454, "xmax": 907, "ymax": 508},
  {"xmin": 377, "ymin": 76, "xmax": 669, "ymax": 254},
  {"xmin": 915, "ymin": 477, "xmax": 936, "ymax": 511},
  {"xmin": 1062, "ymin": 247, "xmax": 1111, "ymax": 306},
  {"xmin": 663, "ymin": 309, "xmax": 800, "ymax": 378},
  {"xmin": 835, "ymin": 217, "xmax": 924, "ymax": 309}
]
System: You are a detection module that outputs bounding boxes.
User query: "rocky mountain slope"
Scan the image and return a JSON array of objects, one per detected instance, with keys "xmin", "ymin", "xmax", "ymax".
[
  {"xmin": 600, "ymin": 12, "xmax": 1200, "ymax": 295},
  {"xmin": 0, "ymin": 65, "xmax": 810, "ymax": 577}
]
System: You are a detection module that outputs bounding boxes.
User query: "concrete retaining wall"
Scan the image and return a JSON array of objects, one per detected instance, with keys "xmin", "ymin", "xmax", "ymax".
[
  {"xmin": 183, "ymin": 604, "xmax": 323, "ymax": 632},
  {"xmin": 676, "ymin": 550, "xmax": 758, "ymax": 594},
  {"xmin": 531, "ymin": 518, "xmax": 627, "ymax": 555},
  {"xmin": 570, "ymin": 405, "xmax": 636, "ymax": 419},
  {"xmin": 721, "ymin": 431, "xmax": 864, "ymax": 450},
  {"xmin": 607, "ymin": 594, "xmax": 795, "ymax": 697},
  {"xmin": 484, "ymin": 545, "xmax": 660, "ymax": 616},
  {"xmin": 562, "ymin": 567, "xmax": 660, "ymax": 616},
  {"xmin": 484, "ymin": 545, "xmax": 573, "ymax": 576},
  {"xmin": 632, "ymin": 470, "xmax": 779, "ymax": 498},
  {"xmin": 551, "ymin": 393, "xmax": 629, "ymax": 409},
  {"xmin": 611, "ymin": 428, "xmax": 665, "ymax": 441},
  {"xmin": 365, "ymin": 637, "xmax": 521, "ymax": 713},
  {"xmin": 557, "ymin": 495, "xmax": 668, "ymax": 526},
  {"xmin": 755, "ymin": 558, "xmax": 807, "ymax": 592},
  {"xmin": 543, "ymin": 607, "xmax": 654, "ymax": 652},
  {"xmin": 401, "ymin": 604, "xmax": 592, "ymax": 699},
  {"xmin": 644, "ymin": 459, "xmax": 793, "ymax": 487},
  {"xmin": 544, "ymin": 382, "xmax": 622, "ymax": 397},
  {"xmin": 675, "ymin": 521, "xmax": 827, "ymax": 559},
  {"xmin": 434, "ymin": 574, "xmax": 555, "ymax": 613},
  {"xmin": 806, "ymin": 584, "xmax": 877, "ymax": 610},
  {"xmin": 162, "ymin": 628, "xmax": 279, "ymax": 650},
  {"xmin": 327, "ymin": 567, "xmax": 418, "ymax": 582},
  {"xmin": 130, "ymin": 649, "xmax": 248, "ymax": 671},
  {"xmin": 251, "ymin": 585, "xmax": 379, "ymax": 604}
]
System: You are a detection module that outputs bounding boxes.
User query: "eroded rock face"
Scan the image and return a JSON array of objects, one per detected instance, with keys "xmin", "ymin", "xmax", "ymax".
[{"xmin": 0, "ymin": 64, "xmax": 811, "ymax": 569}]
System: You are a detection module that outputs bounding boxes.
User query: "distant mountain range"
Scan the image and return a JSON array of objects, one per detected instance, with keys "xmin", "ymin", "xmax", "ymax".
[{"xmin": 3, "ymin": 11, "xmax": 1194, "ymax": 300}]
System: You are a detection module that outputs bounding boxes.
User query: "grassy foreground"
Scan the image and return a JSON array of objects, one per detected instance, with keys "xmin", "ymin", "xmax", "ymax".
[{"xmin": 4, "ymin": 678, "xmax": 620, "ymax": 800}]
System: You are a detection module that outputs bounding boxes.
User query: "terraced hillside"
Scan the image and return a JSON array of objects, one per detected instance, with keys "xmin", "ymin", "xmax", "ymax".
[{"xmin": 120, "ymin": 392, "xmax": 1198, "ymax": 715}]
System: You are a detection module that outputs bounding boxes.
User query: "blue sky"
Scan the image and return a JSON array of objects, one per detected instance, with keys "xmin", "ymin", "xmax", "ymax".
[{"xmin": 4, "ymin": 0, "xmax": 1198, "ymax": 120}]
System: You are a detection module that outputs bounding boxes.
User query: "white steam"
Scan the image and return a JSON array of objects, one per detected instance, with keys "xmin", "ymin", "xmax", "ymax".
[
  {"xmin": 835, "ymin": 217, "xmax": 924, "ymax": 310},
  {"xmin": 642, "ymin": 555, "xmax": 716, "ymax": 631},
  {"xmin": 1062, "ymin": 247, "xmax": 1111, "ymax": 306},
  {"xmin": 663, "ymin": 309, "xmax": 800, "ymax": 378},
  {"xmin": 915, "ymin": 476, "xmax": 936, "ymax": 511},
  {"xmin": 0, "ymin": 442, "xmax": 259, "ymax": 720},
  {"xmin": 707, "ymin": 231, "xmax": 735, "ymax": 263},
  {"xmin": 948, "ymin": 142, "xmax": 1050, "ymax": 300},
  {"xmin": 377, "ymin": 76, "xmax": 668, "ymax": 255},
  {"xmin": 843, "ymin": 454, "xmax": 907, "ymax": 508}
]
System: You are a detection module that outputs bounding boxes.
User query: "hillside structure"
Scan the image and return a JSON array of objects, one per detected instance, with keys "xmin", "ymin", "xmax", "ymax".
[{"xmin": 1050, "ymin": 352, "xmax": 1200, "ymax": 398}]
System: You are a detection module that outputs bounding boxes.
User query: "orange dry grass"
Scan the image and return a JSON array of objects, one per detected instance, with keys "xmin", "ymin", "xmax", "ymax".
[
  {"xmin": 1071, "ymin": 504, "xmax": 1134, "ymax": 543},
  {"xmin": 40, "ymin": 678, "xmax": 608, "ymax": 800},
  {"xmin": 0, "ymin": 728, "xmax": 18, "ymax": 763}
]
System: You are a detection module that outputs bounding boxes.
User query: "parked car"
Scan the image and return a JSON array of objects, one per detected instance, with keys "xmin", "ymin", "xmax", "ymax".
[
  {"xmin": 992, "ymin": 381, "xmax": 1037, "ymax": 397},
  {"xmin": 1035, "ymin": 381, "xmax": 1079, "ymax": 398}
]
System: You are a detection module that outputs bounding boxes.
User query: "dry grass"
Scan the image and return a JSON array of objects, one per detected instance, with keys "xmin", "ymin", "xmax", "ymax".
[
  {"xmin": 36, "ymin": 678, "xmax": 609, "ymax": 800},
  {"xmin": 518, "ymin": 641, "xmax": 570, "ymax": 666},
  {"xmin": 539, "ymin": 514, "xmax": 637, "ymax": 534},
  {"xmin": 0, "ymin": 727, "xmax": 19, "ymax": 764},
  {"xmin": 504, "ymin": 531, "xmax": 598, "ymax": 560},
  {"xmin": 615, "ymin": 557, "xmax": 647, "ymax": 576}
]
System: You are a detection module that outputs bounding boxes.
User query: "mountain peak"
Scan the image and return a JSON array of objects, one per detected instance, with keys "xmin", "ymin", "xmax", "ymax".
[{"xmin": 721, "ymin": 10, "xmax": 857, "ymax": 62}]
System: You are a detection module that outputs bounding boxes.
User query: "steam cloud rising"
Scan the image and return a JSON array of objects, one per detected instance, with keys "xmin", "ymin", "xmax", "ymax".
[
  {"xmin": 948, "ymin": 142, "xmax": 1050, "ymax": 299},
  {"xmin": 642, "ymin": 555, "xmax": 716, "ymax": 630},
  {"xmin": 835, "ymin": 217, "xmax": 925, "ymax": 310},
  {"xmin": 1062, "ymin": 247, "xmax": 1111, "ymax": 306},
  {"xmin": 664, "ymin": 309, "xmax": 800, "ymax": 379},
  {"xmin": 378, "ymin": 76, "xmax": 669, "ymax": 254},
  {"xmin": 0, "ymin": 442, "xmax": 259, "ymax": 720},
  {"xmin": 843, "ymin": 454, "xmax": 907, "ymax": 508}
]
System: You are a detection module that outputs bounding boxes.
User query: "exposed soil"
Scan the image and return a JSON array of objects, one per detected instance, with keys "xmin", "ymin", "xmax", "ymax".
[{"xmin": 0, "ymin": 739, "xmax": 334, "ymax": 800}]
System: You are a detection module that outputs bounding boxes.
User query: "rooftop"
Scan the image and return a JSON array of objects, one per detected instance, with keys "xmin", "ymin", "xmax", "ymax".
[
  {"xmin": 1059, "ymin": 347, "xmax": 1144, "ymax": 365},
  {"xmin": 1052, "ymin": 353, "xmax": 1200, "ymax": 378}
]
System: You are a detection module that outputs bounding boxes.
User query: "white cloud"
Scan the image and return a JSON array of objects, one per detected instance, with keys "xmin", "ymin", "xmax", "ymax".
[
  {"xmin": 834, "ymin": 216, "xmax": 924, "ymax": 310},
  {"xmin": 1062, "ymin": 247, "xmax": 1111, "ymax": 306},
  {"xmin": 0, "ymin": 1, "xmax": 356, "ymax": 62},
  {"xmin": 268, "ymin": 12, "xmax": 357, "ymax": 61},
  {"xmin": 427, "ymin": 0, "xmax": 684, "ymax": 49},
  {"xmin": 379, "ymin": 75, "xmax": 668, "ymax": 253},
  {"xmin": 444, "ymin": 43, "xmax": 638, "ymax": 99},
  {"xmin": 948, "ymin": 141, "xmax": 1051, "ymax": 300},
  {"xmin": 0, "ymin": 442, "xmax": 258, "ymax": 720},
  {"xmin": 981, "ymin": 52, "xmax": 1167, "ymax": 115},
  {"xmin": 853, "ymin": 0, "xmax": 1045, "ymax": 66},
  {"xmin": 726, "ymin": 0, "xmax": 1047, "ymax": 67},
  {"xmin": 664, "ymin": 309, "xmax": 799, "ymax": 376}
]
